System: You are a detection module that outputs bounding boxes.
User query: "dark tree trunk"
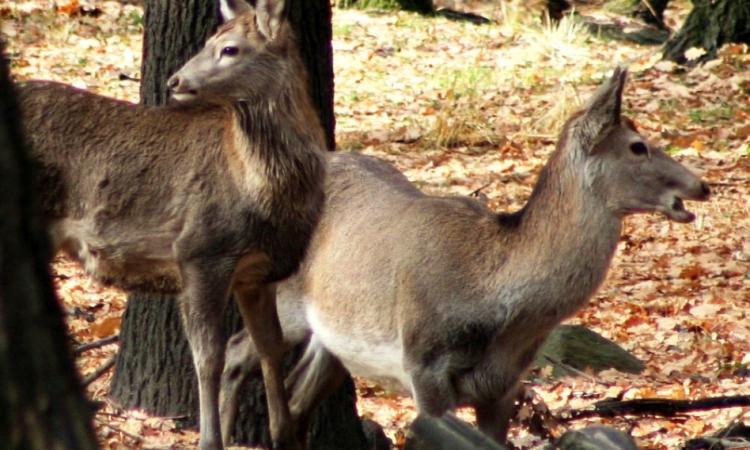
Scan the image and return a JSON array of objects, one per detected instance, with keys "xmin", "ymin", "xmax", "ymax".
[
  {"xmin": 110, "ymin": 292, "xmax": 198, "ymax": 418},
  {"xmin": 0, "ymin": 46, "xmax": 97, "ymax": 450},
  {"xmin": 110, "ymin": 0, "xmax": 220, "ymax": 421},
  {"xmin": 663, "ymin": 0, "xmax": 750, "ymax": 64},
  {"xmin": 110, "ymin": 1, "xmax": 366, "ymax": 448},
  {"xmin": 139, "ymin": 0, "xmax": 218, "ymax": 107},
  {"xmin": 289, "ymin": 0, "xmax": 335, "ymax": 150},
  {"xmin": 546, "ymin": 0, "xmax": 571, "ymax": 22}
]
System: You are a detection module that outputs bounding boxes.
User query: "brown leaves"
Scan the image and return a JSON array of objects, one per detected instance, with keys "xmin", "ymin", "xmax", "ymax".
[
  {"xmin": 56, "ymin": 0, "xmax": 81, "ymax": 17},
  {"xmin": 4, "ymin": 1, "xmax": 750, "ymax": 448}
]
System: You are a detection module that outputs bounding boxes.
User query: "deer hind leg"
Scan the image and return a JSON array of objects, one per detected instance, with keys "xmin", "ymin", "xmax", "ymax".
[
  {"xmin": 234, "ymin": 283, "xmax": 300, "ymax": 450},
  {"xmin": 410, "ymin": 365, "xmax": 457, "ymax": 418},
  {"xmin": 286, "ymin": 334, "xmax": 348, "ymax": 445},
  {"xmin": 178, "ymin": 259, "xmax": 234, "ymax": 450},
  {"xmin": 474, "ymin": 384, "xmax": 520, "ymax": 446}
]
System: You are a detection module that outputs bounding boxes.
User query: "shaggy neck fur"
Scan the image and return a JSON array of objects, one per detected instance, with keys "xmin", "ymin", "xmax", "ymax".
[{"xmin": 225, "ymin": 51, "xmax": 325, "ymax": 217}]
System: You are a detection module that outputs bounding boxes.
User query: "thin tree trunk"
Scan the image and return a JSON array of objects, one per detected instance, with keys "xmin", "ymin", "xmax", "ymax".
[
  {"xmin": 0, "ymin": 46, "xmax": 98, "ymax": 450},
  {"xmin": 110, "ymin": 1, "xmax": 367, "ymax": 448}
]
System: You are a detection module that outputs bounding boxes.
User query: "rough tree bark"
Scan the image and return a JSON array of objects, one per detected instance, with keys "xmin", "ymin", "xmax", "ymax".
[
  {"xmin": 0, "ymin": 46, "xmax": 98, "ymax": 450},
  {"xmin": 663, "ymin": 0, "xmax": 750, "ymax": 64},
  {"xmin": 110, "ymin": 1, "xmax": 365, "ymax": 448}
]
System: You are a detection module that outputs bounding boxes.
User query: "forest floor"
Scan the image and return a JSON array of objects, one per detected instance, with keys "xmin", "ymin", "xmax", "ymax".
[{"xmin": 3, "ymin": 0, "xmax": 750, "ymax": 448}]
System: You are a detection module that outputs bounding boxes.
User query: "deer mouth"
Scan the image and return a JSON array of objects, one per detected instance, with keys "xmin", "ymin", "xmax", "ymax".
[
  {"xmin": 663, "ymin": 196, "xmax": 695, "ymax": 223},
  {"xmin": 171, "ymin": 90, "xmax": 198, "ymax": 102},
  {"xmin": 662, "ymin": 181, "xmax": 710, "ymax": 223}
]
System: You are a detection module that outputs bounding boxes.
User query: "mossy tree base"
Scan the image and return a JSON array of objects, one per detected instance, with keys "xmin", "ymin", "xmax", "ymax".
[{"xmin": 534, "ymin": 325, "xmax": 644, "ymax": 378}]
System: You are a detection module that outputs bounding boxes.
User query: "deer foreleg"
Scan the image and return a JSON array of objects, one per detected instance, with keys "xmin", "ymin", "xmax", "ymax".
[
  {"xmin": 178, "ymin": 259, "xmax": 234, "ymax": 450},
  {"xmin": 235, "ymin": 283, "xmax": 300, "ymax": 450}
]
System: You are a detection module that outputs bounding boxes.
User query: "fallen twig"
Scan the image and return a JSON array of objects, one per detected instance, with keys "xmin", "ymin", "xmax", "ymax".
[
  {"xmin": 74, "ymin": 334, "xmax": 119, "ymax": 355},
  {"xmin": 83, "ymin": 356, "xmax": 116, "ymax": 386},
  {"xmin": 563, "ymin": 395, "xmax": 750, "ymax": 421}
]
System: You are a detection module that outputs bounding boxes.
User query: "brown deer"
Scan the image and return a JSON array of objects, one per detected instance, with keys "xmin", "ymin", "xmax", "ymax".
[
  {"xmin": 16, "ymin": 0, "xmax": 320, "ymax": 448},
  {"xmin": 220, "ymin": 68, "xmax": 711, "ymax": 445}
]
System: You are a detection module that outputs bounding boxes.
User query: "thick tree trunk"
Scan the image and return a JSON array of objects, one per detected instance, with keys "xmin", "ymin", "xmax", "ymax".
[
  {"xmin": 110, "ymin": 292, "xmax": 198, "ymax": 418},
  {"xmin": 663, "ymin": 0, "xmax": 750, "ymax": 64},
  {"xmin": 110, "ymin": 1, "xmax": 366, "ymax": 448},
  {"xmin": 0, "ymin": 47, "xmax": 97, "ymax": 450},
  {"xmin": 139, "ymin": 0, "xmax": 218, "ymax": 107},
  {"xmin": 110, "ymin": 0, "xmax": 219, "ymax": 421}
]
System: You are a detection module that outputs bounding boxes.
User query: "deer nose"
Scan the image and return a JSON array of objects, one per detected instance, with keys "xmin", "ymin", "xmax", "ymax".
[{"xmin": 167, "ymin": 75, "xmax": 181, "ymax": 92}]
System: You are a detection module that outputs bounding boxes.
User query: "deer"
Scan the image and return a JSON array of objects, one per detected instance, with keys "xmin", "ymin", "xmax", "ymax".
[
  {"xmin": 15, "ymin": 0, "xmax": 320, "ymax": 448},
  {"xmin": 219, "ymin": 67, "xmax": 711, "ymax": 446}
]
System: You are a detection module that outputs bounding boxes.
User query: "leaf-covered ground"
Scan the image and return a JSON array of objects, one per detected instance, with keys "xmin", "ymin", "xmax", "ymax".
[{"xmin": 3, "ymin": 1, "xmax": 750, "ymax": 448}]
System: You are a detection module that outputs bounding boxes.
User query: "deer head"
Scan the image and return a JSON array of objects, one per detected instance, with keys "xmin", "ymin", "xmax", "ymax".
[
  {"xmin": 567, "ymin": 67, "xmax": 710, "ymax": 223},
  {"xmin": 167, "ymin": 0, "xmax": 291, "ymax": 104}
]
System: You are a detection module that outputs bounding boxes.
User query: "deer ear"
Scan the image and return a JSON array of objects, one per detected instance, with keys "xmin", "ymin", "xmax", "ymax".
[
  {"xmin": 254, "ymin": 0, "xmax": 286, "ymax": 41},
  {"xmin": 218, "ymin": 0, "xmax": 252, "ymax": 22},
  {"xmin": 576, "ymin": 66, "xmax": 627, "ymax": 151}
]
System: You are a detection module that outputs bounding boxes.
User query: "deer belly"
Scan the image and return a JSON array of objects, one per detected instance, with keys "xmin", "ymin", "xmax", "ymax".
[
  {"xmin": 50, "ymin": 219, "xmax": 182, "ymax": 293},
  {"xmin": 306, "ymin": 305, "xmax": 410, "ymax": 393}
]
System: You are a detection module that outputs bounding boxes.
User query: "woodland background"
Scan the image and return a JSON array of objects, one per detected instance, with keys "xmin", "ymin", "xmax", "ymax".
[{"xmin": 2, "ymin": 0, "xmax": 750, "ymax": 448}]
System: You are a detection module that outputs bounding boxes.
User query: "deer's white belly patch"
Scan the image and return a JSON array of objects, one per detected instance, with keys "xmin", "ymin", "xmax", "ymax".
[{"xmin": 306, "ymin": 304, "xmax": 410, "ymax": 393}]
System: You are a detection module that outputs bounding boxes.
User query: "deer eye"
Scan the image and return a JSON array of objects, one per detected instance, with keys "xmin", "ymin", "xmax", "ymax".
[
  {"xmin": 630, "ymin": 142, "xmax": 648, "ymax": 156},
  {"xmin": 220, "ymin": 46, "xmax": 239, "ymax": 57}
]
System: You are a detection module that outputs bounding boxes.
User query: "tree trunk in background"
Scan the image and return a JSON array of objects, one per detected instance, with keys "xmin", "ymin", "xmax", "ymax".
[
  {"xmin": 110, "ymin": 1, "xmax": 366, "ymax": 448},
  {"xmin": 546, "ymin": 0, "xmax": 571, "ymax": 22},
  {"xmin": 663, "ymin": 0, "xmax": 750, "ymax": 64},
  {"xmin": 289, "ymin": 0, "xmax": 335, "ymax": 150},
  {"xmin": 138, "ymin": 0, "xmax": 218, "ymax": 107},
  {"xmin": 110, "ymin": 0, "xmax": 219, "ymax": 421},
  {"xmin": 0, "ymin": 47, "xmax": 97, "ymax": 450}
]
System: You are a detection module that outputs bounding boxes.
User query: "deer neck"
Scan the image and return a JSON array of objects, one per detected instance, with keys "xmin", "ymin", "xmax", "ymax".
[
  {"xmin": 491, "ymin": 150, "xmax": 622, "ymax": 323},
  {"xmin": 225, "ymin": 78, "xmax": 325, "ymax": 200}
]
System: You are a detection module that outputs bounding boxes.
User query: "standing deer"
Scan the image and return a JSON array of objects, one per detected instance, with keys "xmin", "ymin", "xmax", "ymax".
[
  {"xmin": 16, "ymin": 0, "xmax": 321, "ymax": 448},
  {"xmin": 220, "ymin": 68, "xmax": 711, "ymax": 445}
]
